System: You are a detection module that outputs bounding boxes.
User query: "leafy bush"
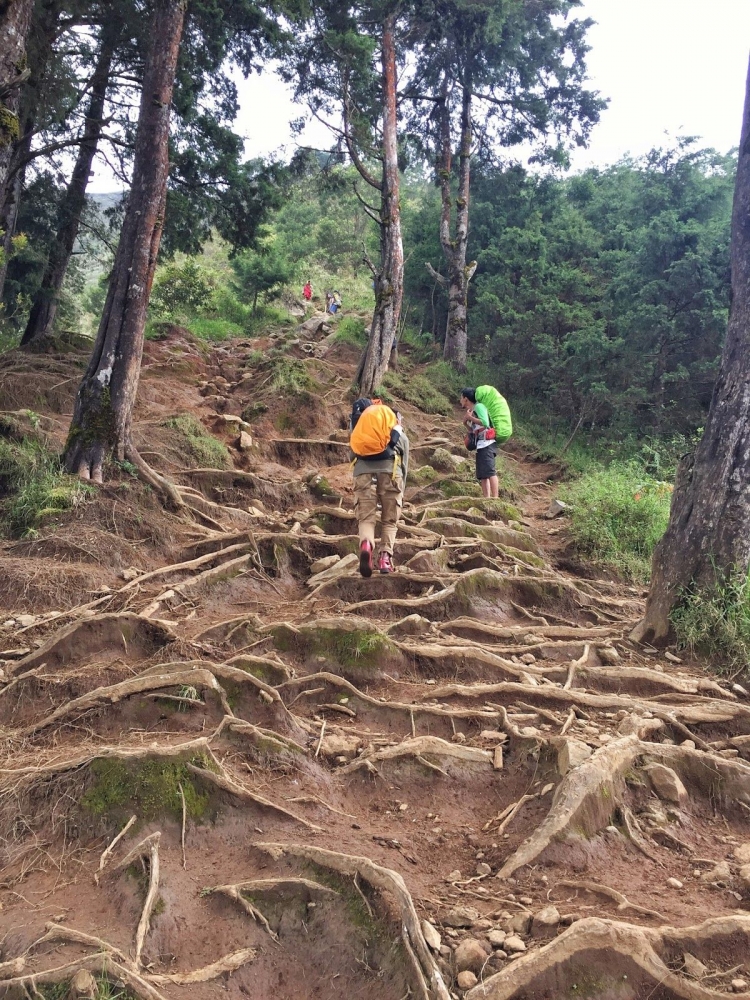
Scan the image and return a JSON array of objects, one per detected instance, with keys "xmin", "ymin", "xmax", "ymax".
[
  {"xmin": 671, "ymin": 571, "xmax": 750, "ymax": 672},
  {"xmin": 0, "ymin": 436, "xmax": 92, "ymax": 537},
  {"xmin": 559, "ymin": 462, "xmax": 672, "ymax": 580},
  {"xmin": 164, "ymin": 414, "xmax": 231, "ymax": 469},
  {"xmin": 152, "ymin": 258, "xmax": 216, "ymax": 316}
]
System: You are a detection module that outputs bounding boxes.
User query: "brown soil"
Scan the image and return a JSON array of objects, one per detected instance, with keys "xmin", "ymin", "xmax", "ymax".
[{"xmin": 1, "ymin": 323, "xmax": 749, "ymax": 1000}]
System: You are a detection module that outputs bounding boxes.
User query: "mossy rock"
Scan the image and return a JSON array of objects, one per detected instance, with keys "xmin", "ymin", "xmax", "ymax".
[
  {"xmin": 448, "ymin": 496, "xmax": 524, "ymax": 522},
  {"xmin": 306, "ymin": 472, "xmax": 342, "ymax": 502},
  {"xmin": 410, "ymin": 465, "xmax": 438, "ymax": 485},
  {"xmin": 439, "ymin": 479, "xmax": 482, "ymax": 499}
]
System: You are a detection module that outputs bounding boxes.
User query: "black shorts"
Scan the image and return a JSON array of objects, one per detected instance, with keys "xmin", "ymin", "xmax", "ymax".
[{"xmin": 476, "ymin": 445, "xmax": 497, "ymax": 481}]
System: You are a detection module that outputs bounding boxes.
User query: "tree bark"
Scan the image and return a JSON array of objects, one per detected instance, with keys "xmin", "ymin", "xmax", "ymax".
[
  {"xmin": 0, "ymin": 0, "xmax": 33, "ymax": 205},
  {"xmin": 632, "ymin": 55, "xmax": 750, "ymax": 645},
  {"xmin": 21, "ymin": 29, "xmax": 115, "ymax": 347},
  {"xmin": 64, "ymin": 0, "xmax": 186, "ymax": 486},
  {"xmin": 356, "ymin": 13, "xmax": 404, "ymax": 396},
  {"xmin": 442, "ymin": 81, "xmax": 474, "ymax": 371}
]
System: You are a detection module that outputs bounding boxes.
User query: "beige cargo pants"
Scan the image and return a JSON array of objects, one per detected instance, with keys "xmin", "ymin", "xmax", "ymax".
[{"xmin": 353, "ymin": 471, "xmax": 404, "ymax": 554}]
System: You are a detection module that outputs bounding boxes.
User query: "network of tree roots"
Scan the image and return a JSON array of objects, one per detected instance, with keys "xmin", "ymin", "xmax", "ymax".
[{"xmin": 1, "ymin": 324, "xmax": 750, "ymax": 1000}]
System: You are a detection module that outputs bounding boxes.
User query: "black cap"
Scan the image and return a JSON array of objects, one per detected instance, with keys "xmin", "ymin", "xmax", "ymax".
[{"xmin": 461, "ymin": 388, "xmax": 476, "ymax": 403}]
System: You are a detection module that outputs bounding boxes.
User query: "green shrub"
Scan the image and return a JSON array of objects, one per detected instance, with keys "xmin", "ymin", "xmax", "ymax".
[
  {"xmin": 559, "ymin": 462, "xmax": 672, "ymax": 581},
  {"xmin": 671, "ymin": 571, "xmax": 750, "ymax": 672},
  {"xmin": 152, "ymin": 258, "xmax": 217, "ymax": 316},
  {"xmin": 164, "ymin": 414, "xmax": 231, "ymax": 468},
  {"xmin": 0, "ymin": 437, "xmax": 93, "ymax": 538}
]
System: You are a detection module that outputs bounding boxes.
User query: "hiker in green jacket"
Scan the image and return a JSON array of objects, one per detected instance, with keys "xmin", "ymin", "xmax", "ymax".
[{"xmin": 460, "ymin": 386, "xmax": 512, "ymax": 498}]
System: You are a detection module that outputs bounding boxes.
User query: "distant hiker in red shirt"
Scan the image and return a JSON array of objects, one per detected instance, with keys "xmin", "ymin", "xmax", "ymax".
[{"xmin": 303, "ymin": 280, "xmax": 312, "ymax": 301}]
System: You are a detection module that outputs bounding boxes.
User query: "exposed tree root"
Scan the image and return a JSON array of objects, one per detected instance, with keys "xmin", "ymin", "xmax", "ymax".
[
  {"xmin": 551, "ymin": 879, "xmax": 665, "ymax": 920},
  {"xmin": 114, "ymin": 832, "xmax": 160, "ymax": 968},
  {"xmin": 339, "ymin": 736, "xmax": 492, "ymax": 775},
  {"xmin": 497, "ymin": 736, "xmax": 641, "ymax": 878},
  {"xmin": 208, "ymin": 877, "xmax": 340, "ymax": 941},
  {"xmin": 187, "ymin": 755, "xmax": 322, "ymax": 831},
  {"xmin": 425, "ymin": 680, "xmax": 749, "ymax": 727},
  {"xmin": 465, "ymin": 914, "xmax": 750, "ymax": 1000},
  {"xmin": 3, "ymin": 613, "xmax": 175, "ymax": 679},
  {"xmin": 256, "ymin": 843, "xmax": 451, "ymax": 1000},
  {"xmin": 147, "ymin": 949, "xmax": 257, "ymax": 984},
  {"xmin": 96, "ymin": 814, "xmax": 137, "ymax": 882}
]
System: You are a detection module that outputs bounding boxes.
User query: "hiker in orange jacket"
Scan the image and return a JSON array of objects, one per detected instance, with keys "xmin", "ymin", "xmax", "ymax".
[{"xmin": 349, "ymin": 398, "xmax": 410, "ymax": 577}]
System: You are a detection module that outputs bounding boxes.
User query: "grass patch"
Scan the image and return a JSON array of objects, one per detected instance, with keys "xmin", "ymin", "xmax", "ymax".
[
  {"xmin": 559, "ymin": 462, "xmax": 671, "ymax": 581},
  {"xmin": 269, "ymin": 357, "xmax": 320, "ymax": 395},
  {"xmin": 82, "ymin": 756, "xmax": 212, "ymax": 822},
  {"xmin": 0, "ymin": 436, "xmax": 93, "ymax": 538},
  {"xmin": 671, "ymin": 570, "xmax": 750, "ymax": 672},
  {"xmin": 380, "ymin": 371, "xmax": 452, "ymax": 415},
  {"xmin": 164, "ymin": 413, "xmax": 231, "ymax": 469},
  {"xmin": 39, "ymin": 976, "xmax": 137, "ymax": 1000},
  {"xmin": 188, "ymin": 317, "xmax": 245, "ymax": 341},
  {"xmin": 334, "ymin": 316, "xmax": 367, "ymax": 347}
]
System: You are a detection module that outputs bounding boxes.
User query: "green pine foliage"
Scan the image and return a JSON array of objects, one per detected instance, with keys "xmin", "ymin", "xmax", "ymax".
[{"xmin": 559, "ymin": 463, "xmax": 673, "ymax": 581}]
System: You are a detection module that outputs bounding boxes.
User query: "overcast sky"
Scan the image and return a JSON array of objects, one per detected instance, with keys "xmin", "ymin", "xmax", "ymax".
[{"xmin": 88, "ymin": 1, "xmax": 750, "ymax": 191}]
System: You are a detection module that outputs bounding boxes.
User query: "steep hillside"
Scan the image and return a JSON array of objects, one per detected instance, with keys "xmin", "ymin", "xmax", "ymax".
[{"xmin": 1, "ymin": 320, "xmax": 750, "ymax": 1000}]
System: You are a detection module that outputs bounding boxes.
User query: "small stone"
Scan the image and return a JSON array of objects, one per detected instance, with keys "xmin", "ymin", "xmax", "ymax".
[
  {"xmin": 479, "ymin": 730, "xmax": 507, "ymax": 743},
  {"xmin": 504, "ymin": 935, "xmax": 527, "ymax": 953},
  {"xmin": 557, "ymin": 739, "xmax": 592, "ymax": 775},
  {"xmin": 645, "ymin": 763, "xmax": 687, "ymax": 804},
  {"xmin": 664, "ymin": 651, "xmax": 682, "ymax": 663},
  {"xmin": 541, "ymin": 782, "xmax": 554, "ymax": 796},
  {"xmin": 398, "ymin": 802, "xmax": 408, "ymax": 811},
  {"xmin": 453, "ymin": 938, "xmax": 489, "ymax": 974},
  {"xmin": 472, "ymin": 918, "xmax": 493, "ymax": 931},
  {"xmin": 701, "ymin": 861, "xmax": 731, "ymax": 883},
  {"xmin": 310, "ymin": 554, "xmax": 340, "ymax": 574},
  {"xmin": 457, "ymin": 971, "xmax": 478, "ymax": 990},
  {"xmin": 507, "ymin": 912, "xmax": 531, "ymax": 935},
  {"xmin": 732, "ymin": 980, "xmax": 748, "ymax": 993},
  {"xmin": 531, "ymin": 905, "xmax": 560, "ymax": 937},
  {"xmin": 421, "ymin": 920, "xmax": 441, "ymax": 952},
  {"xmin": 519, "ymin": 896, "xmax": 533, "ymax": 906},
  {"xmin": 493, "ymin": 745, "xmax": 504, "ymax": 770},
  {"xmin": 444, "ymin": 906, "xmax": 479, "ymax": 927},
  {"xmin": 739, "ymin": 864, "xmax": 750, "ymax": 891},
  {"xmin": 683, "ymin": 953, "xmax": 708, "ymax": 979},
  {"xmin": 680, "ymin": 739, "xmax": 696, "ymax": 749},
  {"xmin": 119, "ymin": 566, "xmax": 140, "ymax": 581},
  {"xmin": 734, "ymin": 843, "xmax": 750, "ymax": 864},
  {"xmin": 732, "ymin": 684, "xmax": 749, "ymax": 698},
  {"xmin": 15, "ymin": 614, "xmax": 36, "ymax": 627},
  {"xmin": 667, "ymin": 877, "xmax": 683, "ymax": 889},
  {"xmin": 598, "ymin": 645, "xmax": 620, "ymax": 665},
  {"xmin": 545, "ymin": 498, "xmax": 569, "ymax": 518},
  {"xmin": 520, "ymin": 653, "xmax": 536, "ymax": 664},
  {"xmin": 446, "ymin": 870, "xmax": 462, "ymax": 883},
  {"xmin": 488, "ymin": 929, "xmax": 506, "ymax": 948},
  {"xmin": 476, "ymin": 862, "xmax": 491, "ymax": 876}
]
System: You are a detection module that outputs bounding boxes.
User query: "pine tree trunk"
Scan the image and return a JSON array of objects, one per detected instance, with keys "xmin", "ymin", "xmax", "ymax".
[
  {"xmin": 0, "ymin": 0, "xmax": 62, "ymax": 300},
  {"xmin": 0, "ymin": 0, "xmax": 33, "ymax": 204},
  {"xmin": 357, "ymin": 14, "xmax": 403, "ymax": 396},
  {"xmin": 21, "ymin": 31, "xmax": 115, "ymax": 347},
  {"xmin": 632, "ymin": 56, "xmax": 750, "ymax": 645},
  {"xmin": 442, "ymin": 84, "xmax": 473, "ymax": 371},
  {"xmin": 64, "ymin": 0, "xmax": 186, "ymax": 485}
]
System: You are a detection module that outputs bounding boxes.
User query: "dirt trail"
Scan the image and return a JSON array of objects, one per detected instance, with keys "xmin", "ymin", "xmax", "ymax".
[{"xmin": 1, "ymin": 323, "xmax": 750, "ymax": 1000}]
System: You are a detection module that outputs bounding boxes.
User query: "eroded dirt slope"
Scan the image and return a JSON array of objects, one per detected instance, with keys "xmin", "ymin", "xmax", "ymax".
[{"xmin": 1, "ymin": 322, "xmax": 750, "ymax": 1000}]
